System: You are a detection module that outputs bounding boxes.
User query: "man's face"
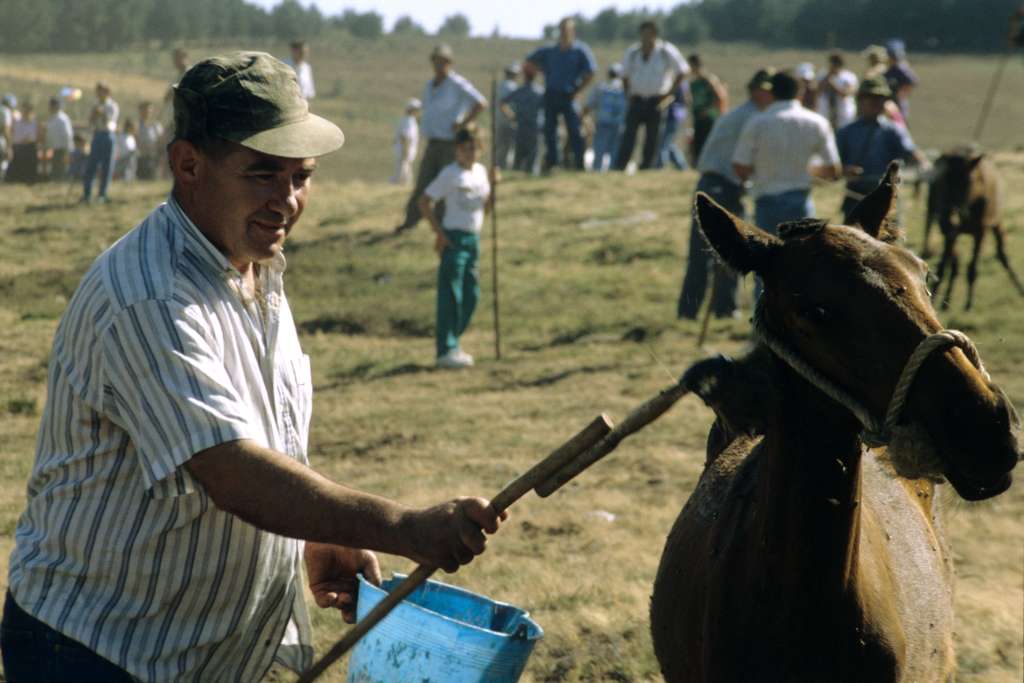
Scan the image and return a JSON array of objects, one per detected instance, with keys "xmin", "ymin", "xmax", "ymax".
[
  {"xmin": 139, "ymin": 104, "xmax": 152, "ymax": 121},
  {"xmin": 291, "ymin": 45, "xmax": 307, "ymax": 62},
  {"xmin": 431, "ymin": 56, "xmax": 451, "ymax": 77},
  {"xmin": 640, "ymin": 27, "xmax": 657, "ymax": 48},
  {"xmin": 751, "ymin": 89, "xmax": 775, "ymax": 110},
  {"xmin": 858, "ymin": 94, "xmax": 886, "ymax": 117},
  {"xmin": 559, "ymin": 20, "xmax": 575, "ymax": 42},
  {"xmin": 454, "ymin": 140, "xmax": 478, "ymax": 167},
  {"xmin": 182, "ymin": 142, "xmax": 316, "ymax": 270}
]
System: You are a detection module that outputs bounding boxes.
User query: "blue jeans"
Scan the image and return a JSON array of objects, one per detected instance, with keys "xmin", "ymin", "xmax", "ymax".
[
  {"xmin": 753, "ymin": 188, "xmax": 814, "ymax": 297},
  {"xmin": 657, "ymin": 113, "xmax": 687, "ymax": 170},
  {"xmin": 436, "ymin": 230, "xmax": 480, "ymax": 357},
  {"xmin": 1, "ymin": 591, "xmax": 134, "ymax": 682},
  {"xmin": 591, "ymin": 122, "xmax": 621, "ymax": 172},
  {"xmin": 677, "ymin": 173, "xmax": 742, "ymax": 318},
  {"xmin": 543, "ymin": 91, "xmax": 584, "ymax": 170},
  {"xmin": 82, "ymin": 130, "xmax": 115, "ymax": 200}
]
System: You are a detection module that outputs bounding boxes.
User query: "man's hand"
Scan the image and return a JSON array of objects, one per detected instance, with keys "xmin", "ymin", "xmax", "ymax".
[
  {"xmin": 433, "ymin": 230, "xmax": 451, "ymax": 255},
  {"xmin": 401, "ymin": 498, "xmax": 507, "ymax": 573},
  {"xmin": 305, "ymin": 542, "xmax": 381, "ymax": 624},
  {"xmin": 843, "ymin": 164, "xmax": 864, "ymax": 178}
]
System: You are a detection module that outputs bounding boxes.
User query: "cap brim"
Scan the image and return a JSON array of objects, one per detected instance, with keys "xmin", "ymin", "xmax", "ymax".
[{"xmin": 230, "ymin": 113, "xmax": 345, "ymax": 158}]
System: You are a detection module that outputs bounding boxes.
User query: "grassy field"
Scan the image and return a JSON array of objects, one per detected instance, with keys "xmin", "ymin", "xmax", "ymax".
[{"xmin": 1, "ymin": 37, "xmax": 1023, "ymax": 682}]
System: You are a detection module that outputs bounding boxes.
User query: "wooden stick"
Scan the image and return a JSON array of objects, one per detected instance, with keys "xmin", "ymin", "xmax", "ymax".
[
  {"xmin": 535, "ymin": 379, "xmax": 689, "ymax": 497},
  {"xmin": 490, "ymin": 75, "xmax": 502, "ymax": 360},
  {"xmin": 696, "ymin": 269, "xmax": 717, "ymax": 349},
  {"xmin": 296, "ymin": 414, "xmax": 613, "ymax": 682}
]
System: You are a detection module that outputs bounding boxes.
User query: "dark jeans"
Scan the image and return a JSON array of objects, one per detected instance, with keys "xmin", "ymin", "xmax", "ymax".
[
  {"xmin": 400, "ymin": 138, "xmax": 456, "ymax": 229},
  {"xmin": 753, "ymin": 188, "xmax": 814, "ymax": 298},
  {"xmin": 542, "ymin": 91, "xmax": 584, "ymax": 170},
  {"xmin": 82, "ymin": 130, "xmax": 115, "ymax": 200},
  {"xmin": 678, "ymin": 173, "xmax": 742, "ymax": 318},
  {"xmin": 691, "ymin": 116, "xmax": 716, "ymax": 164},
  {"xmin": 513, "ymin": 127, "xmax": 540, "ymax": 173},
  {"xmin": 615, "ymin": 96, "xmax": 662, "ymax": 170},
  {"xmin": 1, "ymin": 591, "xmax": 134, "ymax": 683}
]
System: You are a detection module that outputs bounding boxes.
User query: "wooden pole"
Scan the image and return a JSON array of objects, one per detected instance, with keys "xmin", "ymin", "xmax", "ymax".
[
  {"xmin": 490, "ymin": 75, "xmax": 502, "ymax": 360},
  {"xmin": 696, "ymin": 270, "xmax": 717, "ymax": 349}
]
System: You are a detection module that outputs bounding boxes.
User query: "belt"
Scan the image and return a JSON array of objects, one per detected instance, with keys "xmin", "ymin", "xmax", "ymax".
[{"xmin": 701, "ymin": 171, "xmax": 741, "ymax": 189}]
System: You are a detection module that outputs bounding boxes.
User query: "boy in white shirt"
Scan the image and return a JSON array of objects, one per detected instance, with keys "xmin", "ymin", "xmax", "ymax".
[
  {"xmin": 115, "ymin": 118, "xmax": 138, "ymax": 182},
  {"xmin": 390, "ymin": 98, "xmax": 421, "ymax": 185},
  {"xmin": 418, "ymin": 128, "xmax": 494, "ymax": 368}
]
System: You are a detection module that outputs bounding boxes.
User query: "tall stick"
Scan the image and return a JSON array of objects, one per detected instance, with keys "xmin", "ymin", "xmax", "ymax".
[
  {"xmin": 972, "ymin": 50, "xmax": 1011, "ymax": 143},
  {"xmin": 696, "ymin": 269, "xmax": 717, "ymax": 349},
  {"xmin": 490, "ymin": 76, "xmax": 502, "ymax": 360}
]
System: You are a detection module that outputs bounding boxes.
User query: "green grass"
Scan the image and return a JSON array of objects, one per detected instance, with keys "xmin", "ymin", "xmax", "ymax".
[{"xmin": 1, "ymin": 37, "xmax": 1022, "ymax": 682}]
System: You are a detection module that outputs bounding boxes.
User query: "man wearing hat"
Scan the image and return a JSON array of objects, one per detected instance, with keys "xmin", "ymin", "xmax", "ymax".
[
  {"xmin": 836, "ymin": 77, "xmax": 927, "ymax": 223},
  {"xmin": 395, "ymin": 44, "xmax": 487, "ymax": 233},
  {"xmin": 677, "ymin": 68, "xmax": 775, "ymax": 320},
  {"xmin": 495, "ymin": 63, "xmax": 520, "ymax": 169},
  {"xmin": 1, "ymin": 52, "xmax": 505, "ymax": 682},
  {"xmin": 391, "ymin": 97, "xmax": 421, "ymax": 185}
]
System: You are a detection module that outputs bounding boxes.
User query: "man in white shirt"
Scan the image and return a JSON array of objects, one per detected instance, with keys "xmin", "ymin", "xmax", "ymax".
[
  {"xmin": 391, "ymin": 98, "xmax": 421, "ymax": 185},
  {"xmin": 2, "ymin": 52, "xmax": 505, "ymax": 683},
  {"xmin": 43, "ymin": 97, "xmax": 74, "ymax": 179},
  {"xmin": 816, "ymin": 52, "xmax": 858, "ymax": 130},
  {"xmin": 287, "ymin": 40, "xmax": 316, "ymax": 100},
  {"xmin": 614, "ymin": 21, "xmax": 689, "ymax": 170}
]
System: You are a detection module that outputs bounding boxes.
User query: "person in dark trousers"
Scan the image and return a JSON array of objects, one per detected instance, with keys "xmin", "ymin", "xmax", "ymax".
[
  {"xmin": 501, "ymin": 69, "xmax": 545, "ymax": 174},
  {"xmin": 525, "ymin": 17, "xmax": 597, "ymax": 172},
  {"xmin": 615, "ymin": 21, "xmax": 689, "ymax": 171},
  {"xmin": 677, "ymin": 69, "xmax": 774, "ymax": 320}
]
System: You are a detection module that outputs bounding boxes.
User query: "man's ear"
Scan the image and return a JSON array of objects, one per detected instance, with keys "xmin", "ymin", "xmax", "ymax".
[
  {"xmin": 168, "ymin": 139, "xmax": 202, "ymax": 188},
  {"xmin": 695, "ymin": 192, "xmax": 781, "ymax": 275},
  {"xmin": 847, "ymin": 160, "xmax": 902, "ymax": 241}
]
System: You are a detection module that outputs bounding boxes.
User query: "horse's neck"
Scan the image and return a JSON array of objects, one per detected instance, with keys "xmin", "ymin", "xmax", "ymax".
[{"xmin": 755, "ymin": 360, "xmax": 867, "ymax": 593}]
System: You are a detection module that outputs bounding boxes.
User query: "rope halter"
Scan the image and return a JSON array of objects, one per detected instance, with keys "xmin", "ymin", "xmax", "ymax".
[{"xmin": 751, "ymin": 299, "xmax": 989, "ymax": 448}]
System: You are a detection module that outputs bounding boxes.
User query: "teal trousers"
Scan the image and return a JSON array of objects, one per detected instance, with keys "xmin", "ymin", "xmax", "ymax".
[{"xmin": 436, "ymin": 229, "xmax": 480, "ymax": 357}]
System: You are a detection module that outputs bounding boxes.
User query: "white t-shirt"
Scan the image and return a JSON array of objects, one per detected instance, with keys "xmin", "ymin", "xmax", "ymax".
[
  {"xmin": 816, "ymin": 69, "xmax": 858, "ymax": 129},
  {"xmin": 46, "ymin": 111, "xmax": 74, "ymax": 151},
  {"xmin": 393, "ymin": 114, "xmax": 419, "ymax": 161},
  {"xmin": 287, "ymin": 59, "xmax": 316, "ymax": 100},
  {"xmin": 12, "ymin": 118, "xmax": 38, "ymax": 144},
  {"xmin": 622, "ymin": 40, "xmax": 689, "ymax": 97},
  {"xmin": 424, "ymin": 162, "xmax": 491, "ymax": 234}
]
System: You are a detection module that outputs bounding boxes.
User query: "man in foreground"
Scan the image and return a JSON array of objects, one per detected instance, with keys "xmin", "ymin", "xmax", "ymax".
[{"xmin": 2, "ymin": 52, "xmax": 504, "ymax": 682}]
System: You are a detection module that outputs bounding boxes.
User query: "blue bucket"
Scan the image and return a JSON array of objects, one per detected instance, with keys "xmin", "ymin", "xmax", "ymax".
[{"xmin": 346, "ymin": 573, "xmax": 543, "ymax": 683}]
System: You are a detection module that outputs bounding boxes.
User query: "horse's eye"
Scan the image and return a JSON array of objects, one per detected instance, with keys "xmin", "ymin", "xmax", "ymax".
[{"xmin": 801, "ymin": 305, "xmax": 831, "ymax": 324}]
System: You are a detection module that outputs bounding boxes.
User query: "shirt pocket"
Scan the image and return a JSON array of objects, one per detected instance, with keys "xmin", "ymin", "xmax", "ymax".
[{"xmin": 281, "ymin": 354, "xmax": 313, "ymax": 459}]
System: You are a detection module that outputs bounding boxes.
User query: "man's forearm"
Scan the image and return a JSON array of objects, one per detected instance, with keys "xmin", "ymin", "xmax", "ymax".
[
  {"xmin": 186, "ymin": 439, "xmax": 414, "ymax": 557},
  {"xmin": 733, "ymin": 162, "xmax": 753, "ymax": 181},
  {"xmin": 462, "ymin": 102, "xmax": 485, "ymax": 126}
]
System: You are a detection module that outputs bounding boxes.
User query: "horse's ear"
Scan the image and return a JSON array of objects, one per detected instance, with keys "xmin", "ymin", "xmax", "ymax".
[
  {"xmin": 969, "ymin": 153, "xmax": 985, "ymax": 170},
  {"xmin": 847, "ymin": 161, "xmax": 902, "ymax": 242},
  {"xmin": 695, "ymin": 192, "xmax": 780, "ymax": 275}
]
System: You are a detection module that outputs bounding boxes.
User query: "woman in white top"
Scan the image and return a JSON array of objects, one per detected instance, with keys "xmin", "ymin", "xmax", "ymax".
[
  {"xmin": 418, "ymin": 127, "xmax": 495, "ymax": 368},
  {"xmin": 390, "ymin": 98, "xmax": 421, "ymax": 185},
  {"xmin": 8, "ymin": 100, "xmax": 39, "ymax": 183}
]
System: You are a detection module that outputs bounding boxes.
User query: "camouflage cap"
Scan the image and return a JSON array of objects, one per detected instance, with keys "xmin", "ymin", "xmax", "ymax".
[
  {"xmin": 858, "ymin": 77, "xmax": 891, "ymax": 99},
  {"xmin": 173, "ymin": 51, "xmax": 344, "ymax": 158}
]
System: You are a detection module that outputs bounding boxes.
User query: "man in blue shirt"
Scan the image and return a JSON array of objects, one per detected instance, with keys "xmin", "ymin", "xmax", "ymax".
[
  {"xmin": 836, "ymin": 77, "xmax": 925, "ymax": 223},
  {"xmin": 501, "ymin": 68, "xmax": 545, "ymax": 174},
  {"xmin": 526, "ymin": 17, "xmax": 597, "ymax": 172},
  {"xmin": 583, "ymin": 63, "xmax": 626, "ymax": 172}
]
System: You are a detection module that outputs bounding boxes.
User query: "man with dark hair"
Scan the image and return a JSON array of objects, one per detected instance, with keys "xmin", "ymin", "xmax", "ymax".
[
  {"xmin": 686, "ymin": 53, "xmax": 726, "ymax": 163},
  {"xmin": 678, "ymin": 68, "xmax": 774, "ymax": 320},
  {"xmin": 615, "ymin": 21, "xmax": 689, "ymax": 170},
  {"xmin": 526, "ymin": 17, "xmax": 598, "ymax": 172},
  {"xmin": 287, "ymin": 40, "xmax": 316, "ymax": 100},
  {"xmin": 816, "ymin": 52, "xmax": 858, "ymax": 130},
  {"xmin": 883, "ymin": 40, "xmax": 918, "ymax": 122},
  {"xmin": 2, "ymin": 52, "xmax": 505, "ymax": 682}
]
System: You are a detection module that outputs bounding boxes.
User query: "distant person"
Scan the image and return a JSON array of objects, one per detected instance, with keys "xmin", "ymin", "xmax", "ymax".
[
  {"xmin": 391, "ymin": 98, "xmax": 421, "ymax": 185},
  {"xmin": 837, "ymin": 77, "xmax": 927, "ymax": 223},
  {"xmin": 615, "ymin": 21, "xmax": 688, "ymax": 171},
  {"xmin": 495, "ymin": 63, "xmax": 520, "ymax": 169},
  {"xmin": 795, "ymin": 62, "xmax": 818, "ymax": 110},
  {"xmin": 68, "ymin": 132, "xmax": 88, "ymax": 180},
  {"xmin": 501, "ymin": 67, "xmax": 545, "ymax": 174},
  {"xmin": 657, "ymin": 81, "xmax": 689, "ymax": 170},
  {"xmin": 164, "ymin": 47, "xmax": 190, "ymax": 110},
  {"xmin": 136, "ymin": 101, "xmax": 164, "ymax": 180},
  {"xmin": 686, "ymin": 53, "xmax": 727, "ymax": 162},
  {"xmin": 583, "ymin": 63, "xmax": 627, "ymax": 172},
  {"xmin": 862, "ymin": 45, "xmax": 888, "ymax": 80},
  {"xmin": 677, "ymin": 68, "xmax": 775, "ymax": 320},
  {"xmin": 8, "ymin": 99, "xmax": 40, "ymax": 184},
  {"xmin": 81, "ymin": 82, "xmax": 119, "ymax": 203},
  {"xmin": 43, "ymin": 96, "xmax": 74, "ymax": 180},
  {"xmin": 816, "ymin": 52, "xmax": 858, "ymax": 130},
  {"xmin": 287, "ymin": 40, "xmax": 316, "ymax": 100},
  {"xmin": 884, "ymin": 39, "xmax": 918, "ymax": 122},
  {"xmin": 418, "ymin": 127, "xmax": 495, "ymax": 369},
  {"xmin": 115, "ymin": 118, "xmax": 138, "ymax": 182},
  {"xmin": 1, "ymin": 93, "xmax": 17, "ymax": 180},
  {"xmin": 394, "ymin": 44, "xmax": 486, "ymax": 233},
  {"xmin": 526, "ymin": 17, "xmax": 597, "ymax": 172},
  {"xmin": 733, "ymin": 70, "xmax": 840, "ymax": 294}
]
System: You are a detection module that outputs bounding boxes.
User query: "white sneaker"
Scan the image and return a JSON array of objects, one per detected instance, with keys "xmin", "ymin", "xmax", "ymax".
[{"xmin": 436, "ymin": 349, "xmax": 473, "ymax": 369}]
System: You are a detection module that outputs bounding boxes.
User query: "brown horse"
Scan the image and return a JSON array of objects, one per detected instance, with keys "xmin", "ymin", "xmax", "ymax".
[{"xmin": 651, "ymin": 165, "xmax": 1020, "ymax": 683}]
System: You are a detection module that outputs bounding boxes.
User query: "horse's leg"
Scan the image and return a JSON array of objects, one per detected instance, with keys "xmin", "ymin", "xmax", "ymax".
[
  {"xmin": 922, "ymin": 190, "xmax": 937, "ymax": 259},
  {"xmin": 940, "ymin": 235, "xmax": 960, "ymax": 311},
  {"xmin": 992, "ymin": 223, "xmax": 1024, "ymax": 296},
  {"xmin": 933, "ymin": 231, "xmax": 955, "ymax": 308},
  {"xmin": 965, "ymin": 231, "xmax": 985, "ymax": 310}
]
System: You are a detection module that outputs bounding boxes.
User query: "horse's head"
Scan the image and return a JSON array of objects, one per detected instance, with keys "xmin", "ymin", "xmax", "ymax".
[
  {"xmin": 695, "ymin": 163, "xmax": 1020, "ymax": 501},
  {"xmin": 933, "ymin": 149, "xmax": 984, "ymax": 214}
]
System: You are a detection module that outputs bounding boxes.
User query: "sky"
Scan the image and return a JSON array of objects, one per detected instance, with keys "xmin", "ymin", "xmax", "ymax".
[{"xmin": 252, "ymin": 1, "xmax": 686, "ymax": 39}]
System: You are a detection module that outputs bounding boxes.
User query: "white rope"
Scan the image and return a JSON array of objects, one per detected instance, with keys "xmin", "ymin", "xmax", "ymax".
[{"xmin": 751, "ymin": 300, "xmax": 988, "ymax": 448}]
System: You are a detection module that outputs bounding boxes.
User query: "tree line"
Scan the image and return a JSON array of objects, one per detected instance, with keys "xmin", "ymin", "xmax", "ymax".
[{"xmin": 0, "ymin": 0, "xmax": 472, "ymax": 53}]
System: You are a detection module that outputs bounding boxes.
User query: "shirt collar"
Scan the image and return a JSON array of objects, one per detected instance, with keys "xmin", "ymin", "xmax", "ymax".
[{"xmin": 767, "ymin": 99, "xmax": 800, "ymax": 113}]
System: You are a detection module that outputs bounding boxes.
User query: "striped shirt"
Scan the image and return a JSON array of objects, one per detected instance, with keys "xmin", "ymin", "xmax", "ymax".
[
  {"xmin": 8, "ymin": 198, "xmax": 314, "ymax": 681},
  {"xmin": 732, "ymin": 99, "xmax": 840, "ymax": 198}
]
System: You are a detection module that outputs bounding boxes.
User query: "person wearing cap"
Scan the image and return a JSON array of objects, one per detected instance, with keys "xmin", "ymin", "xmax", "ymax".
[
  {"xmin": 395, "ymin": 44, "xmax": 487, "ymax": 233},
  {"xmin": 1, "ymin": 52, "xmax": 505, "ymax": 683},
  {"xmin": 391, "ymin": 97, "xmax": 421, "ymax": 185},
  {"xmin": 43, "ymin": 96, "xmax": 74, "ymax": 180},
  {"xmin": 677, "ymin": 68, "xmax": 775, "ymax": 320},
  {"xmin": 816, "ymin": 52, "xmax": 858, "ymax": 130},
  {"xmin": 583, "ymin": 63, "xmax": 627, "ymax": 172},
  {"xmin": 686, "ymin": 53, "xmax": 727, "ymax": 163},
  {"xmin": 286, "ymin": 39, "xmax": 316, "ymax": 100},
  {"xmin": 883, "ymin": 39, "xmax": 918, "ymax": 122},
  {"xmin": 525, "ymin": 17, "xmax": 598, "ymax": 172},
  {"xmin": 614, "ymin": 21, "xmax": 689, "ymax": 171},
  {"xmin": 836, "ymin": 77, "xmax": 927, "ymax": 224},
  {"xmin": 494, "ymin": 63, "xmax": 520, "ymax": 169},
  {"xmin": 795, "ymin": 62, "xmax": 818, "ymax": 111},
  {"xmin": 733, "ymin": 70, "xmax": 840, "ymax": 296},
  {"xmin": 501, "ymin": 65, "xmax": 545, "ymax": 173},
  {"xmin": 80, "ymin": 82, "xmax": 119, "ymax": 203},
  {"xmin": 862, "ymin": 45, "xmax": 888, "ymax": 81}
]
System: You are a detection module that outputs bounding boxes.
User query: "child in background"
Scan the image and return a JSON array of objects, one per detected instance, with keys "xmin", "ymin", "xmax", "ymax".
[
  {"xmin": 115, "ymin": 118, "xmax": 137, "ymax": 182},
  {"xmin": 68, "ymin": 133, "xmax": 88, "ymax": 179},
  {"xmin": 136, "ymin": 101, "xmax": 164, "ymax": 180},
  {"xmin": 417, "ymin": 127, "xmax": 495, "ymax": 369},
  {"xmin": 390, "ymin": 98, "xmax": 420, "ymax": 185}
]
